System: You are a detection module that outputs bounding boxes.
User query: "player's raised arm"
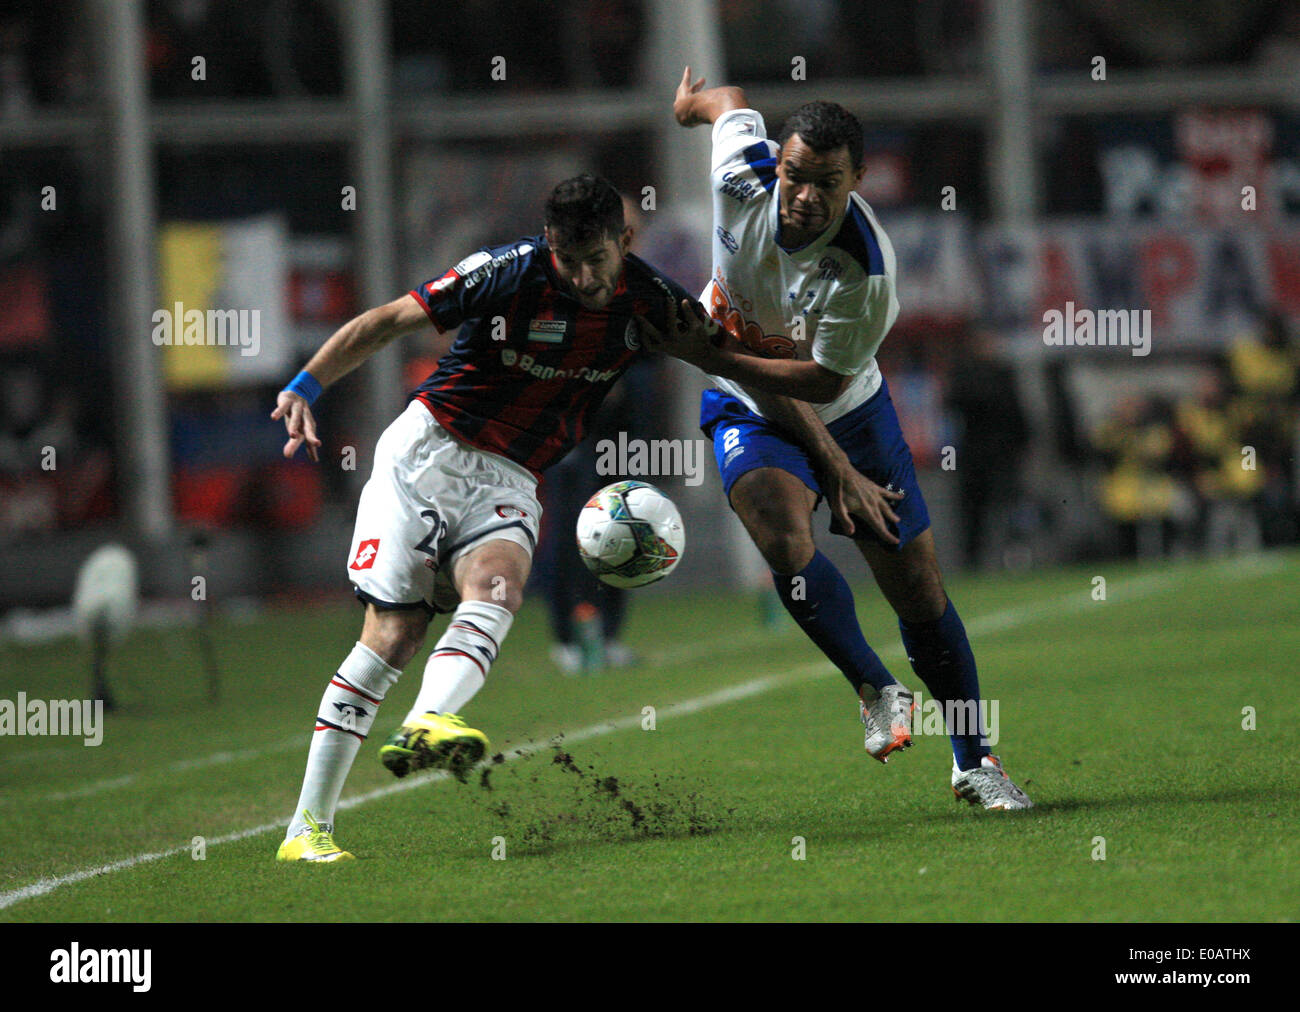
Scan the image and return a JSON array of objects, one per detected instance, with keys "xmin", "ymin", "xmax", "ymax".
[
  {"xmin": 673, "ymin": 66, "xmax": 748, "ymax": 127},
  {"xmin": 271, "ymin": 293, "xmax": 431, "ymax": 461}
]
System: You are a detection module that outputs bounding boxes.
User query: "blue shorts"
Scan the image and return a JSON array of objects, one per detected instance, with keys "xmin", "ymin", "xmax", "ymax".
[{"xmin": 699, "ymin": 378, "xmax": 931, "ymax": 550}]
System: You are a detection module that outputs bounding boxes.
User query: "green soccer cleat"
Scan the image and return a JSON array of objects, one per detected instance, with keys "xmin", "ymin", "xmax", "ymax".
[
  {"xmin": 378, "ymin": 711, "xmax": 489, "ymax": 782},
  {"xmin": 276, "ymin": 810, "xmax": 355, "ymax": 863}
]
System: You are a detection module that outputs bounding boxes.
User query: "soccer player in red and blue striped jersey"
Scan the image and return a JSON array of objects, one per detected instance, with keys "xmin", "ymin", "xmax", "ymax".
[
  {"xmin": 271, "ymin": 175, "xmax": 695, "ymax": 861},
  {"xmin": 407, "ymin": 214, "xmax": 688, "ymax": 479}
]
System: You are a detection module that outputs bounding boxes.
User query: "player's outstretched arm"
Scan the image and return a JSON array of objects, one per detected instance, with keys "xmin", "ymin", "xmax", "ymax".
[
  {"xmin": 638, "ymin": 297, "xmax": 848, "ymax": 402},
  {"xmin": 673, "ymin": 66, "xmax": 748, "ymax": 127},
  {"xmin": 705, "ymin": 348, "xmax": 847, "ymax": 402},
  {"xmin": 637, "ymin": 298, "xmax": 899, "ymax": 541},
  {"xmin": 271, "ymin": 294, "xmax": 430, "ymax": 461}
]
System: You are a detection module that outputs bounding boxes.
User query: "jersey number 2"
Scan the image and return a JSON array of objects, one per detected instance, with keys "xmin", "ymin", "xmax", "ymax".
[{"xmin": 414, "ymin": 509, "xmax": 449, "ymax": 565}]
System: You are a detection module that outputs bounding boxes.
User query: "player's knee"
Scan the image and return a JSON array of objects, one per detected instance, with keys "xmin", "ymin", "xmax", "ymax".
[
  {"xmin": 755, "ymin": 528, "xmax": 814, "ymax": 575},
  {"xmin": 735, "ymin": 498, "xmax": 813, "ymax": 573},
  {"xmin": 460, "ymin": 573, "xmax": 525, "ymax": 613},
  {"xmin": 896, "ymin": 572, "xmax": 947, "ymax": 623}
]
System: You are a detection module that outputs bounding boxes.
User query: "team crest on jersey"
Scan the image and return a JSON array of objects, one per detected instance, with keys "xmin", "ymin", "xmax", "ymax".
[
  {"xmin": 817, "ymin": 256, "xmax": 843, "ymax": 281},
  {"xmin": 624, "ymin": 319, "xmax": 640, "ymax": 350},
  {"xmin": 502, "ymin": 348, "xmax": 518, "ymax": 366},
  {"xmin": 495, "ymin": 505, "xmax": 528, "ymax": 519},
  {"xmin": 350, "ymin": 539, "xmax": 380, "ymax": 571},
  {"xmin": 528, "ymin": 319, "xmax": 567, "ymax": 343}
]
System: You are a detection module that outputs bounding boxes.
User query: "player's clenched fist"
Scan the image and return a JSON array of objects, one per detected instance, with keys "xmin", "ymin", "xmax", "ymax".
[{"xmin": 271, "ymin": 390, "xmax": 322, "ymax": 462}]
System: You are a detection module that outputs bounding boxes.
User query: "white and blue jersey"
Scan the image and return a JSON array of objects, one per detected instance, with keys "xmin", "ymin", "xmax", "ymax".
[
  {"xmin": 698, "ymin": 108, "xmax": 927, "ymax": 547},
  {"xmin": 701, "ymin": 107, "xmax": 900, "ymax": 423}
]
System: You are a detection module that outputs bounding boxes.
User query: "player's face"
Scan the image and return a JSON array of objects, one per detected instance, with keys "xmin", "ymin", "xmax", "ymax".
[
  {"xmin": 775, "ymin": 135, "xmax": 865, "ymax": 245},
  {"xmin": 547, "ymin": 227, "xmax": 632, "ymax": 310}
]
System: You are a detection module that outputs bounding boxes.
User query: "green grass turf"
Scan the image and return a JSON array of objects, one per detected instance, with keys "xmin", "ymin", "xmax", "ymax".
[{"xmin": 1, "ymin": 550, "xmax": 1298, "ymax": 921}]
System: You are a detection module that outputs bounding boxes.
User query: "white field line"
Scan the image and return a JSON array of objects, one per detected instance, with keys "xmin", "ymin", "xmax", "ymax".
[
  {"xmin": 0, "ymin": 738, "xmax": 310, "ymax": 807},
  {"xmin": 1, "ymin": 552, "xmax": 1280, "ymax": 786},
  {"xmin": 0, "ymin": 560, "xmax": 1282, "ymax": 912},
  {"xmin": 0, "ymin": 675, "xmax": 793, "ymax": 913},
  {"xmin": 0, "ymin": 627, "xmax": 765, "ymax": 773},
  {"xmin": 0, "ymin": 622, "xmax": 799, "ymax": 806}
]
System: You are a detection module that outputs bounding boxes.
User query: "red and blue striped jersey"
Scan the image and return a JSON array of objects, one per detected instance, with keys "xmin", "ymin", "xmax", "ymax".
[{"xmin": 408, "ymin": 235, "xmax": 693, "ymax": 478}]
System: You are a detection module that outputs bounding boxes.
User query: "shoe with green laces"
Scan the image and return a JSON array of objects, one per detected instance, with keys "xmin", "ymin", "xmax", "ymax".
[{"xmin": 276, "ymin": 810, "xmax": 355, "ymax": 863}]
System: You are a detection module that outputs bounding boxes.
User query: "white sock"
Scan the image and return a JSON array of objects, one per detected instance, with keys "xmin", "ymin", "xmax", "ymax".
[
  {"xmin": 286, "ymin": 642, "xmax": 401, "ymax": 839},
  {"xmin": 404, "ymin": 600, "xmax": 514, "ymax": 721}
]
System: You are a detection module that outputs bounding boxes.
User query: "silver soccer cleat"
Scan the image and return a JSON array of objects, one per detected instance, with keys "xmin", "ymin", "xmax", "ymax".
[
  {"xmin": 951, "ymin": 755, "xmax": 1033, "ymax": 810},
  {"xmin": 860, "ymin": 682, "xmax": 915, "ymax": 763}
]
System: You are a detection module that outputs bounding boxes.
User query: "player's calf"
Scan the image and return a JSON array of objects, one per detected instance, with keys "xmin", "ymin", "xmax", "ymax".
[
  {"xmin": 280, "ymin": 640, "xmax": 403, "ymax": 857},
  {"xmin": 360, "ymin": 604, "xmax": 431, "ymax": 670}
]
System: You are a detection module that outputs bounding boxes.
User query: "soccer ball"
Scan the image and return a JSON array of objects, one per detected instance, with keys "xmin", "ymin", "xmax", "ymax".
[{"xmin": 576, "ymin": 480, "xmax": 685, "ymax": 588}]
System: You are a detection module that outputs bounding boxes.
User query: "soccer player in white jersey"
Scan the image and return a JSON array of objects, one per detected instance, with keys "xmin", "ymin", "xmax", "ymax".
[{"xmin": 640, "ymin": 69, "xmax": 1031, "ymax": 810}]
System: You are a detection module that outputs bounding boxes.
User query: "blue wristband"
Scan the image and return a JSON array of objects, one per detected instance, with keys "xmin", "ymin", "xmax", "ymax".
[{"xmin": 284, "ymin": 369, "xmax": 322, "ymax": 405}]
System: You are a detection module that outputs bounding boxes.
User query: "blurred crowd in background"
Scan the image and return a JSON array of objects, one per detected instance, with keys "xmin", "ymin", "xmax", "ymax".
[
  {"xmin": 7, "ymin": 0, "xmax": 1300, "ymax": 104},
  {"xmin": 3, "ymin": 0, "xmax": 1299, "ymax": 588},
  {"xmin": 1090, "ymin": 310, "xmax": 1298, "ymax": 558}
]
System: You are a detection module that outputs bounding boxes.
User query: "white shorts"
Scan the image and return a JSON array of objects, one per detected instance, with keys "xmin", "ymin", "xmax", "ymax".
[{"xmin": 347, "ymin": 401, "xmax": 542, "ymax": 613}]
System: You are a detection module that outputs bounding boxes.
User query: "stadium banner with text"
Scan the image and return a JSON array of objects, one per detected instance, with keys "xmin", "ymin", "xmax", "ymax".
[
  {"xmin": 888, "ymin": 215, "xmax": 1300, "ymax": 346},
  {"xmin": 1095, "ymin": 108, "xmax": 1300, "ymax": 223},
  {"xmin": 157, "ymin": 214, "xmax": 291, "ymax": 390}
]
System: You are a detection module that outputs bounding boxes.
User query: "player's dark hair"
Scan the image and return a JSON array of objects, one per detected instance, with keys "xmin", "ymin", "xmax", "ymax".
[
  {"xmin": 544, "ymin": 174, "xmax": 625, "ymax": 248},
  {"xmin": 777, "ymin": 101, "xmax": 864, "ymax": 170}
]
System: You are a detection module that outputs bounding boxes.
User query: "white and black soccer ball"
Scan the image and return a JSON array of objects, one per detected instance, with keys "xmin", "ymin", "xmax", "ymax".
[{"xmin": 576, "ymin": 480, "xmax": 685, "ymax": 589}]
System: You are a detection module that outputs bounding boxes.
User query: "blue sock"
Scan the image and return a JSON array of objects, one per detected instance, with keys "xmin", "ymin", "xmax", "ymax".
[
  {"xmin": 898, "ymin": 599, "xmax": 989, "ymax": 771},
  {"xmin": 773, "ymin": 550, "xmax": 896, "ymax": 694}
]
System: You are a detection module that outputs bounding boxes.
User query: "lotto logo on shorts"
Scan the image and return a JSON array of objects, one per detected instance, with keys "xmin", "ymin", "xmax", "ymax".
[
  {"xmin": 495, "ymin": 506, "xmax": 528, "ymax": 519},
  {"xmin": 350, "ymin": 539, "xmax": 380, "ymax": 570}
]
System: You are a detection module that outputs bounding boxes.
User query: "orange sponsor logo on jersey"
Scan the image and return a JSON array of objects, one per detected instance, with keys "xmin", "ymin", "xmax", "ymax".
[{"xmin": 709, "ymin": 284, "xmax": 796, "ymax": 359}]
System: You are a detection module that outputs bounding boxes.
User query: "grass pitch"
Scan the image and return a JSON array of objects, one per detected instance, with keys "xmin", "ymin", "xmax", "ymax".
[{"xmin": 1, "ymin": 550, "xmax": 1298, "ymax": 922}]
